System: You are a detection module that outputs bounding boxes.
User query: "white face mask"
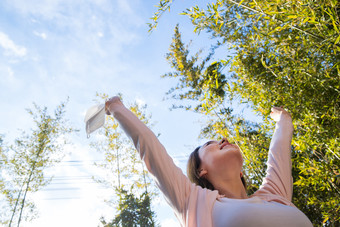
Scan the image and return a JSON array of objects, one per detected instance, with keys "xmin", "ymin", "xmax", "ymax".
[{"xmin": 84, "ymin": 104, "xmax": 105, "ymax": 138}]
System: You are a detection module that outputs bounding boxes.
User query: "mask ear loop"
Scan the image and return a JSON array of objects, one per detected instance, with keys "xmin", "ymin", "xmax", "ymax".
[
  {"xmin": 86, "ymin": 111, "xmax": 91, "ymax": 139},
  {"xmin": 87, "ymin": 125, "xmax": 90, "ymax": 139}
]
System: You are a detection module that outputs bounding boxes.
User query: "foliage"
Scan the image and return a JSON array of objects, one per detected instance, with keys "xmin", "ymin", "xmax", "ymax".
[
  {"xmin": 100, "ymin": 188, "xmax": 156, "ymax": 227},
  {"xmin": 92, "ymin": 93, "xmax": 158, "ymax": 226},
  {"xmin": 148, "ymin": 0, "xmax": 173, "ymax": 32},
  {"xmin": 153, "ymin": 0, "xmax": 340, "ymax": 226},
  {"xmin": 0, "ymin": 100, "xmax": 75, "ymax": 226}
]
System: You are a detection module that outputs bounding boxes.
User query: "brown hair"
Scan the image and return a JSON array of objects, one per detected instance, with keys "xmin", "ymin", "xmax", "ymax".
[{"xmin": 187, "ymin": 146, "xmax": 247, "ymax": 192}]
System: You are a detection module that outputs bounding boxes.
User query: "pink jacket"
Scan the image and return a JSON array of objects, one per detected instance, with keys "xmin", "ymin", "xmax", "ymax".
[{"xmin": 110, "ymin": 103, "xmax": 295, "ymax": 227}]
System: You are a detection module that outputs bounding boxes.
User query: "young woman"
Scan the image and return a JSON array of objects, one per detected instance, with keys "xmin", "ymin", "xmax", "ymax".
[{"xmin": 105, "ymin": 96, "xmax": 313, "ymax": 227}]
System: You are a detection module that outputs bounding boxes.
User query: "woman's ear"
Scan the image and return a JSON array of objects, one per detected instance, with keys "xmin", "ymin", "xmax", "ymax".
[
  {"xmin": 240, "ymin": 172, "xmax": 243, "ymax": 178},
  {"xmin": 199, "ymin": 169, "xmax": 208, "ymax": 178}
]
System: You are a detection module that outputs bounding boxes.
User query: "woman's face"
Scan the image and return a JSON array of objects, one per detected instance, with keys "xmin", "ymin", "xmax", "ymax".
[{"xmin": 198, "ymin": 138, "xmax": 243, "ymax": 178}]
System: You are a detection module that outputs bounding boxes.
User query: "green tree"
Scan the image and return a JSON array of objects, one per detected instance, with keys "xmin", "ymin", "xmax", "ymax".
[
  {"xmin": 92, "ymin": 94, "xmax": 158, "ymax": 227},
  {"xmin": 0, "ymin": 101, "xmax": 75, "ymax": 226},
  {"xmin": 100, "ymin": 188, "xmax": 156, "ymax": 227},
  {"xmin": 151, "ymin": 0, "xmax": 339, "ymax": 225}
]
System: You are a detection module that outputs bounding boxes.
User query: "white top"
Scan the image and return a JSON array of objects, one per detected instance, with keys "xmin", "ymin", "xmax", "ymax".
[
  {"xmin": 109, "ymin": 102, "xmax": 313, "ymax": 227},
  {"xmin": 213, "ymin": 196, "xmax": 312, "ymax": 227}
]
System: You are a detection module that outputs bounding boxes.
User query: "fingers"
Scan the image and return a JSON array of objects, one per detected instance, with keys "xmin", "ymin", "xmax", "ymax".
[
  {"xmin": 270, "ymin": 106, "xmax": 291, "ymax": 122},
  {"xmin": 106, "ymin": 96, "xmax": 121, "ymax": 103},
  {"xmin": 271, "ymin": 106, "xmax": 284, "ymax": 113},
  {"xmin": 105, "ymin": 108, "xmax": 111, "ymax": 115},
  {"xmin": 105, "ymin": 96, "xmax": 123, "ymax": 115}
]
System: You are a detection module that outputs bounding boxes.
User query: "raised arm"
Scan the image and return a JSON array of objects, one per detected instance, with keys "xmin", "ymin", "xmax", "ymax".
[
  {"xmin": 255, "ymin": 107, "xmax": 294, "ymax": 202},
  {"xmin": 105, "ymin": 97, "xmax": 192, "ymax": 216}
]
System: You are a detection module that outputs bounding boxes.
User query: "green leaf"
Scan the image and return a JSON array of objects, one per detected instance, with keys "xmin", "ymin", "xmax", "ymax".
[{"xmin": 334, "ymin": 35, "xmax": 340, "ymax": 45}]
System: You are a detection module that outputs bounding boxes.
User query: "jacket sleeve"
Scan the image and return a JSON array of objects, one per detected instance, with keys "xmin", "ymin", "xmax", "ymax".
[
  {"xmin": 109, "ymin": 103, "xmax": 193, "ymax": 218},
  {"xmin": 258, "ymin": 111, "xmax": 294, "ymax": 201}
]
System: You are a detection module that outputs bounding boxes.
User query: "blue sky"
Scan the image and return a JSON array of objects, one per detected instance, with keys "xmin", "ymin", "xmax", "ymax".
[{"xmin": 0, "ymin": 0, "xmax": 222, "ymax": 226}]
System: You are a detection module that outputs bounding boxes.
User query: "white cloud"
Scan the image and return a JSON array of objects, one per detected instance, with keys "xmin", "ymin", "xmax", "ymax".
[
  {"xmin": 0, "ymin": 64, "xmax": 23, "ymax": 92},
  {"xmin": 6, "ymin": 0, "xmax": 144, "ymax": 27},
  {"xmin": 0, "ymin": 65, "xmax": 14, "ymax": 79},
  {"xmin": 161, "ymin": 218, "xmax": 180, "ymax": 227},
  {"xmin": 6, "ymin": 0, "xmax": 80, "ymax": 19},
  {"xmin": 33, "ymin": 31, "xmax": 47, "ymax": 40},
  {"xmin": 117, "ymin": 0, "xmax": 133, "ymax": 15},
  {"xmin": 0, "ymin": 0, "xmax": 186, "ymax": 226},
  {"xmin": 135, "ymin": 97, "xmax": 146, "ymax": 106},
  {"xmin": 0, "ymin": 32, "xmax": 27, "ymax": 57},
  {"xmin": 24, "ymin": 141, "xmax": 114, "ymax": 227}
]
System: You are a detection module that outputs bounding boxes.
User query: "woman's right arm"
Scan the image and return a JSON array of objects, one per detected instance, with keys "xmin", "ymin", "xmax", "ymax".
[{"xmin": 105, "ymin": 97, "xmax": 192, "ymax": 215}]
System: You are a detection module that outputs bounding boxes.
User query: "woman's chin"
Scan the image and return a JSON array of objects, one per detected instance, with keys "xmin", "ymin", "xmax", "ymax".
[{"xmin": 219, "ymin": 147, "xmax": 243, "ymax": 163}]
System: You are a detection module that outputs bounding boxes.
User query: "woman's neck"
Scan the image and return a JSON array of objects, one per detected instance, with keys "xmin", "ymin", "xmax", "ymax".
[{"xmin": 212, "ymin": 178, "xmax": 248, "ymax": 199}]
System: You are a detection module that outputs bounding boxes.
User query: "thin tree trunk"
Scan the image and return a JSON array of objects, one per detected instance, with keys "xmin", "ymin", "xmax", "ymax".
[
  {"xmin": 141, "ymin": 163, "xmax": 148, "ymax": 193},
  {"xmin": 116, "ymin": 137, "xmax": 121, "ymax": 189},
  {"xmin": 17, "ymin": 138, "xmax": 45, "ymax": 226},
  {"xmin": 9, "ymin": 179, "xmax": 26, "ymax": 226}
]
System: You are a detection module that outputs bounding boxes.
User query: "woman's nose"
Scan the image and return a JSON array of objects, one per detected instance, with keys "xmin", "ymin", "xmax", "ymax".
[{"xmin": 219, "ymin": 137, "xmax": 228, "ymax": 144}]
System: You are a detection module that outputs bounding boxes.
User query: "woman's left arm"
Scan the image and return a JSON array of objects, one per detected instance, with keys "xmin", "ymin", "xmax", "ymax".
[{"xmin": 258, "ymin": 107, "xmax": 294, "ymax": 201}]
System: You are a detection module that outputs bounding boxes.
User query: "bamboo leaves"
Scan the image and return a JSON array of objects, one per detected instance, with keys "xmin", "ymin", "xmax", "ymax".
[{"xmin": 155, "ymin": 0, "xmax": 340, "ymax": 225}]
